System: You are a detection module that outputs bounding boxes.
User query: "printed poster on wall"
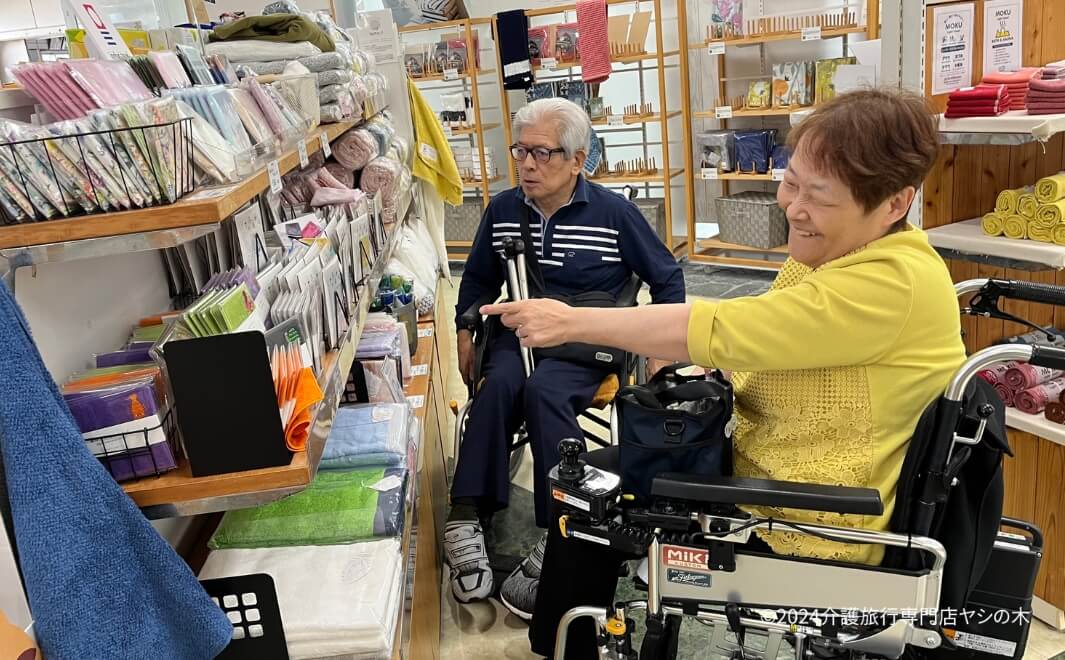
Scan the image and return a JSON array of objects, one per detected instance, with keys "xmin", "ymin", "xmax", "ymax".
[
  {"xmin": 983, "ymin": 0, "xmax": 1023, "ymax": 74},
  {"xmin": 931, "ymin": 3, "xmax": 975, "ymax": 95}
]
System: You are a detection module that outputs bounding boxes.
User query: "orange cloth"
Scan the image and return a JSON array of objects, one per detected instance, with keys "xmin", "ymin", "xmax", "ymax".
[{"xmin": 283, "ymin": 367, "xmax": 323, "ymax": 451}]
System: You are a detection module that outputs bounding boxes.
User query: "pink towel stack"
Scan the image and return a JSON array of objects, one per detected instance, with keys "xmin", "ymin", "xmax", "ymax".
[
  {"xmin": 576, "ymin": 0, "xmax": 612, "ymax": 84},
  {"xmin": 982, "ymin": 68, "xmax": 1041, "ymax": 110},
  {"xmin": 1015, "ymin": 378, "xmax": 1065, "ymax": 414},
  {"xmin": 1005, "ymin": 363, "xmax": 1064, "ymax": 390},
  {"xmin": 1027, "ymin": 75, "xmax": 1065, "ymax": 115}
]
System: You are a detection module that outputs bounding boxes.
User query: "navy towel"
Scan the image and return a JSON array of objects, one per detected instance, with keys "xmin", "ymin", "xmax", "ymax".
[
  {"xmin": 498, "ymin": 9, "xmax": 533, "ymax": 90},
  {"xmin": 0, "ymin": 282, "xmax": 231, "ymax": 659}
]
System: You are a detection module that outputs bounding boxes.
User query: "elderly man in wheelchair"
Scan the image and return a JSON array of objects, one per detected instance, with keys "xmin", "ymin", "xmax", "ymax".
[
  {"xmin": 483, "ymin": 88, "xmax": 1046, "ymax": 659},
  {"xmin": 444, "ymin": 96, "xmax": 685, "ymax": 614}
]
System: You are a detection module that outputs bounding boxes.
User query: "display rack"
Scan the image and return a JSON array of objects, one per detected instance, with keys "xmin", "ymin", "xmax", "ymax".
[
  {"xmin": 492, "ymin": 0, "xmax": 691, "ymax": 254},
  {"xmin": 680, "ymin": 1, "xmax": 879, "ymax": 270},
  {"xmin": 400, "ymin": 18, "xmax": 510, "ymax": 259}
]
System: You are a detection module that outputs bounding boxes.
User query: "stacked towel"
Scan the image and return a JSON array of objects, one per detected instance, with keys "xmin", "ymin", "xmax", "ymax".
[
  {"xmin": 1036, "ymin": 172, "xmax": 1065, "ymax": 203},
  {"xmin": 1027, "ymin": 76, "xmax": 1065, "ymax": 114},
  {"xmin": 332, "ymin": 128, "xmax": 379, "ymax": 170},
  {"xmin": 360, "ymin": 156, "xmax": 403, "ymax": 198},
  {"xmin": 982, "ymin": 212, "xmax": 1006, "ymax": 236},
  {"xmin": 1005, "ymin": 363, "xmax": 1063, "ymax": 390},
  {"xmin": 210, "ymin": 14, "xmax": 335, "ymax": 52},
  {"xmin": 321, "ymin": 403, "xmax": 413, "ymax": 470},
  {"xmin": 1018, "ymin": 193, "xmax": 1039, "ymax": 218},
  {"xmin": 982, "ymin": 68, "xmax": 1040, "ymax": 110},
  {"xmin": 1016, "ymin": 378, "xmax": 1065, "ymax": 414},
  {"xmin": 996, "ymin": 185, "xmax": 1034, "ymax": 214},
  {"xmin": 1003, "ymin": 214, "xmax": 1028, "ymax": 239},
  {"xmin": 946, "ymin": 85, "xmax": 1009, "ymax": 118}
]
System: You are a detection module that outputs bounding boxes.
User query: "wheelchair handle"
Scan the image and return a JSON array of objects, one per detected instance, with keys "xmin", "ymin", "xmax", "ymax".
[
  {"xmin": 945, "ymin": 344, "xmax": 1035, "ymax": 402},
  {"xmin": 956, "ymin": 278, "xmax": 1065, "ymax": 306},
  {"xmin": 1000, "ymin": 516, "xmax": 1044, "ymax": 550}
]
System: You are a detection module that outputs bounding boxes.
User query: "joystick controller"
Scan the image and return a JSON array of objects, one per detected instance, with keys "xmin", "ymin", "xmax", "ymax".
[
  {"xmin": 558, "ymin": 438, "xmax": 584, "ymax": 481},
  {"xmin": 548, "ymin": 438, "xmax": 622, "ymax": 522}
]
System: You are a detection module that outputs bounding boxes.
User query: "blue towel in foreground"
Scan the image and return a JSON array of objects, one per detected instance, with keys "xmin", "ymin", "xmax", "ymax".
[{"xmin": 0, "ymin": 282, "xmax": 231, "ymax": 659}]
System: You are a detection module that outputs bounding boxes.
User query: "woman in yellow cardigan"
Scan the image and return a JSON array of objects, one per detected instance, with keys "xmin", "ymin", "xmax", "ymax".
[{"xmin": 484, "ymin": 89, "xmax": 969, "ymax": 658}]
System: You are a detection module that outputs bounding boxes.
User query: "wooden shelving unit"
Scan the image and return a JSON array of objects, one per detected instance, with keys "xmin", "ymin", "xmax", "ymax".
[
  {"xmin": 407, "ymin": 67, "xmax": 496, "ymax": 82},
  {"xmin": 532, "ymin": 50, "xmax": 679, "ymax": 75},
  {"xmin": 591, "ymin": 110, "xmax": 682, "ymax": 127},
  {"xmin": 462, "ymin": 175, "xmax": 504, "ymax": 187},
  {"xmin": 588, "ymin": 168, "xmax": 685, "ymax": 184},
  {"xmin": 679, "ymin": 1, "xmax": 879, "ymax": 270},
  {"xmin": 448, "ymin": 122, "xmax": 500, "ymax": 135},
  {"xmin": 0, "ymin": 120, "xmax": 357, "ymax": 250}
]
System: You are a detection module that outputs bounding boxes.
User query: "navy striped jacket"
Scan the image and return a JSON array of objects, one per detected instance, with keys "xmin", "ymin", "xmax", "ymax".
[{"xmin": 456, "ymin": 175, "xmax": 685, "ymax": 330}]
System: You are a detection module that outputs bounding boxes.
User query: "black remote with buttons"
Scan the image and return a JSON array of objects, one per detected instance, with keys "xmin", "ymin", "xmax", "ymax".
[{"xmin": 200, "ymin": 573, "xmax": 289, "ymax": 659}]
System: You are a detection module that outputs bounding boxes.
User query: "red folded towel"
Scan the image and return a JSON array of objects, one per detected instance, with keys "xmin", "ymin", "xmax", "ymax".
[
  {"xmin": 1026, "ymin": 89, "xmax": 1065, "ymax": 100},
  {"xmin": 1028, "ymin": 105, "xmax": 1065, "ymax": 115},
  {"xmin": 982, "ymin": 67, "xmax": 1041, "ymax": 84},
  {"xmin": 948, "ymin": 99, "xmax": 1007, "ymax": 108},
  {"xmin": 951, "ymin": 85, "xmax": 1007, "ymax": 101},
  {"xmin": 1016, "ymin": 378, "xmax": 1065, "ymax": 414},
  {"xmin": 945, "ymin": 107, "xmax": 1009, "ymax": 118},
  {"xmin": 1030, "ymin": 77, "xmax": 1065, "ymax": 92},
  {"xmin": 1006, "ymin": 364, "xmax": 1064, "ymax": 389},
  {"xmin": 994, "ymin": 382, "xmax": 1016, "ymax": 407},
  {"xmin": 1026, "ymin": 100, "xmax": 1065, "ymax": 109},
  {"xmin": 576, "ymin": 0, "xmax": 611, "ymax": 84}
]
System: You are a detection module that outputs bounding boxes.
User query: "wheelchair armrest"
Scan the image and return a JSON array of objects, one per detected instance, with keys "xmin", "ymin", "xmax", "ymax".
[
  {"xmin": 458, "ymin": 291, "xmax": 501, "ymax": 333},
  {"xmin": 615, "ymin": 275, "xmax": 642, "ymax": 308},
  {"xmin": 651, "ymin": 474, "xmax": 884, "ymax": 517}
]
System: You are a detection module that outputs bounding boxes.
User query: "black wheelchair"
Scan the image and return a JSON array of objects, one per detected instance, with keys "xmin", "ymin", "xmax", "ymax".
[
  {"xmin": 451, "ymin": 237, "xmax": 645, "ymax": 483},
  {"xmin": 549, "ymin": 278, "xmax": 1054, "ymax": 660}
]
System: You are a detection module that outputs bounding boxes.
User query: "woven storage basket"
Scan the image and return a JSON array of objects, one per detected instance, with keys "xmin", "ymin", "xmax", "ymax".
[
  {"xmin": 714, "ymin": 191, "xmax": 788, "ymax": 249},
  {"xmin": 445, "ymin": 200, "xmax": 484, "ymax": 243}
]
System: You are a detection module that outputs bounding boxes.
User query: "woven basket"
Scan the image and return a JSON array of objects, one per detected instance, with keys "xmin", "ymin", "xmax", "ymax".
[
  {"xmin": 445, "ymin": 200, "xmax": 484, "ymax": 243},
  {"xmin": 633, "ymin": 198, "xmax": 667, "ymax": 241},
  {"xmin": 714, "ymin": 191, "xmax": 788, "ymax": 249}
]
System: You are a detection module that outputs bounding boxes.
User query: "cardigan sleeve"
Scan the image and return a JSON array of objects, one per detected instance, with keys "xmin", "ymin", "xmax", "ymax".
[{"xmin": 687, "ymin": 259, "xmax": 915, "ymax": 372}]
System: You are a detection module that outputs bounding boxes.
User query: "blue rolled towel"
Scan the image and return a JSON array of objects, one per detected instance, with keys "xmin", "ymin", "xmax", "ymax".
[{"xmin": 0, "ymin": 281, "xmax": 232, "ymax": 659}]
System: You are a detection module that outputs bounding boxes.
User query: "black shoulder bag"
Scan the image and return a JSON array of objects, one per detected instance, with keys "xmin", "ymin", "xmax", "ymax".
[{"xmin": 516, "ymin": 204, "xmax": 631, "ymax": 372}]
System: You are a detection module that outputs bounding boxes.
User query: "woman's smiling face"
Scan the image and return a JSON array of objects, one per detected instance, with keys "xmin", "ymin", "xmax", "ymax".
[{"xmin": 777, "ymin": 139, "xmax": 912, "ymax": 269}]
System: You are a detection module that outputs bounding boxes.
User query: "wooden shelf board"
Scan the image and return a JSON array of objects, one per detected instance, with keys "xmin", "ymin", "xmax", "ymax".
[
  {"xmin": 0, "ymin": 120, "xmax": 357, "ymax": 251},
  {"xmin": 694, "ymin": 106, "xmax": 813, "ymax": 118},
  {"xmin": 409, "ymin": 68, "xmax": 496, "ymax": 82},
  {"xmin": 591, "ymin": 110, "xmax": 681, "ymax": 126},
  {"xmin": 449, "ymin": 123, "xmax": 501, "ymax": 136},
  {"xmin": 701, "ymin": 172, "xmax": 777, "ymax": 181},
  {"xmin": 535, "ymin": 50, "xmax": 677, "ymax": 75},
  {"xmin": 588, "ymin": 168, "xmax": 683, "ymax": 184},
  {"xmin": 690, "ymin": 25, "xmax": 867, "ymax": 49},
  {"xmin": 697, "ymin": 237, "xmax": 788, "ymax": 254},
  {"xmin": 690, "ymin": 251, "xmax": 785, "ymax": 271},
  {"xmin": 462, "ymin": 175, "xmax": 504, "ymax": 187}
]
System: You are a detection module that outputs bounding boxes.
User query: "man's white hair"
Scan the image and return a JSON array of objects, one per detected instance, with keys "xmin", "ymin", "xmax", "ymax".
[{"xmin": 513, "ymin": 98, "xmax": 591, "ymax": 158}]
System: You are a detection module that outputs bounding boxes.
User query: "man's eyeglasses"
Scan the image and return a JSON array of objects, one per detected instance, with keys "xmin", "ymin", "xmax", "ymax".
[{"xmin": 510, "ymin": 144, "xmax": 566, "ymax": 163}]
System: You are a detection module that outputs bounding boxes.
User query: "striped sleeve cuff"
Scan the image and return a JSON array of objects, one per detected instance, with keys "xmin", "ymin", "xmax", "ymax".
[{"xmin": 687, "ymin": 299, "xmax": 719, "ymax": 367}]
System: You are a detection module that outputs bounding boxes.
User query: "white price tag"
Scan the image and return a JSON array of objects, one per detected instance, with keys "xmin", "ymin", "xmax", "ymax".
[
  {"xmin": 443, "ymin": 67, "xmax": 459, "ymax": 80},
  {"xmin": 297, "ymin": 140, "xmax": 309, "ymax": 169},
  {"xmin": 771, "ymin": 168, "xmax": 786, "ymax": 181},
  {"xmin": 368, "ymin": 474, "xmax": 404, "ymax": 492},
  {"xmin": 407, "ymin": 394, "xmax": 425, "ymax": 409},
  {"xmin": 541, "ymin": 57, "xmax": 558, "ymax": 70},
  {"xmin": 701, "ymin": 167, "xmax": 720, "ymax": 180},
  {"xmin": 801, "ymin": 26, "xmax": 822, "ymax": 41},
  {"xmin": 715, "ymin": 106, "xmax": 733, "ymax": 119},
  {"xmin": 411, "ymin": 364, "xmax": 429, "ymax": 376},
  {"xmin": 319, "ymin": 132, "xmax": 332, "ymax": 158},
  {"xmin": 418, "ymin": 327, "xmax": 434, "ymax": 338},
  {"xmin": 607, "ymin": 114, "xmax": 624, "ymax": 127},
  {"xmin": 267, "ymin": 160, "xmax": 282, "ymax": 194},
  {"xmin": 706, "ymin": 41, "xmax": 726, "ymax": 56}
]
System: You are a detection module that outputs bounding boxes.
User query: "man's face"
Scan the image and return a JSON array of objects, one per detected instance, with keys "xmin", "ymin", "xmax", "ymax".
[{"xmin": 516, "ymin": 121, "xmax": 583, "ymax": 203}]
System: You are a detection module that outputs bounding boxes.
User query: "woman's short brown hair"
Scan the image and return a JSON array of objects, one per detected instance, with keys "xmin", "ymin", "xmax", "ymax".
[{"xmin": 787, "ymin": 88, "xmax": 939, "ymax": 215}]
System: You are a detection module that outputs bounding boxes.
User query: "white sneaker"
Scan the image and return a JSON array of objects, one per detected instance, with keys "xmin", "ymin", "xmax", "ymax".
[
  {"xmin": 444, "ymin": 520, "xmax": 493, "ymax": 603},
  {"xmin": 500, "ymin": 532, "xmax": 547, "ymax": 621}
]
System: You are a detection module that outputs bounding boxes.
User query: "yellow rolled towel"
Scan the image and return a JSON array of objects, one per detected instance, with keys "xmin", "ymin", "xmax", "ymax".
[
  {"xmin": 1035, "ymin": 199, "xmax": 1065, "ymax": 228},
  {"xmin": 1004, "ymin": 214, "xmax": 1028, "ymax": 240},
  {"xmin": 1054, "ymin": 224, "xmax": 1065, "ymax": 246},
  {"xmin": 996, "ymin": 186, "xmax": 1033, "ymax": 214},
  {"xmin": 1018, "ymin": 193, "xmax": 1039, "ymax": 219},
  {"xmin": 1036, "ymin": 172, "xmax": 1065, "ymax": 203},
  {"xmin": 982, "ymin": 212, "xmax": 1006, "ymax": 236},
  {"xmin": 1029, "ymin": 222, "xmax": 1054, "ymax": 243}
]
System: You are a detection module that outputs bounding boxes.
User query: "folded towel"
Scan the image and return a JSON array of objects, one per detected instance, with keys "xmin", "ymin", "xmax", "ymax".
[
  {"xmin": 1053, "ymin": 224, "xmax": 1065, "ymax": 245},
  {"xmin": 498, "ymin": 9, "xmax": 533, "ymax": 90},
  {"xmin": 576, "ymin": 0, "xmax": 611, "ymax": 84},
  {"xmin": 1035, "ymin": 200, "xmax": 1065, "ymax": 227},
  {"xmin": 1018, "ymin": 193, "xmax": 1039, "ymax": 219},
  {"xmin": 324, "ymin": 161, "xmax": 355, "ymax": 187},
  {"xmin": 951, "ymin": 85, "xmax": 1007, "ymax": 100},
  {"xmin": 945, "ymin": 106, "xmax": 1009, "ymax": 118},
  {"xmin": 209, "ymin": 466, "xmax": 408, "ymax": 548},
  {"xmin": 996, "ymin": 185, "xmax": 1033, "ymax": 214},
  {"xmin": 199, "ymin": 539, "xmax": 404, "ymax": 660},
  {"xmin": 947, "ymin": 100, "xmax": 1007, "ymax": 111},
  {"xmin": 1037, "ymin": 172, "xmax": 1065, "ymax": 203},
  {"xmin": 982, "ymin": 68, "xmax": 1040, "ymax": 84},
  {"xmin": 1046, "ymin": 401, "xmax": 1065, "ymax": 423},
  {"xmin": 0, "ymin": 281, "xmax": 232, "ymax": 658},
  {"xmin": 982, "ymin": 211, "xmax": 1006, "ymax": 236},
  {"xmin": 321, "ymin": 403, "xmax": 412, "ymax": 470},
  {"xmin": 210, "ymin": 13, "xmax": 335, "ymax": 52},
  {"xmin": 1025, "ymin": 88, "xmax": 1065, "ymax": 99},
  {"xmin": 1030, "ymin": 77, "xmax": 1065, "ymax": 93},
  {"xmin": 994, "ymin": 382, "xmax": 1016, "ymax": 407},
  {"xmin": 1006, "ymin": 363, "xmax": 1065, "ymax": 390},
  {"xmin": 360, "ymin": 156, "xmax": 403, "ymax": 197},
  {"xmin": 1029, "ymin": 222, "xmax": 1055, "ymax": 242},
  {"xmin": 1004, "ymin": 214, "xmax": 1028, "ymax": 239},
  {"xmin": 205, "ymin": 39, "xmax": 321, "ymax": 63},
  {"xmin": 1016, "ymin": 378, "xmax": 1065, "ymax": 414},
  {"xmin": 1027, "ymin": 105, "xmax": 1065, "ymax": 115}
]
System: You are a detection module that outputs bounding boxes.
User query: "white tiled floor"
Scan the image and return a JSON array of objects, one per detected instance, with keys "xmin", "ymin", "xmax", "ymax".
[{"xmin": 437, "ymin": 276, "xmax": 1065, "ymax": 659}]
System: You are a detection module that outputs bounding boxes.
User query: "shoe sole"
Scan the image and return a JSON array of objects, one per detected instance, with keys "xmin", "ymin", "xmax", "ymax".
[{"xmin": 500, "ymin": 592, "xmax": 534, "ymax": 621}]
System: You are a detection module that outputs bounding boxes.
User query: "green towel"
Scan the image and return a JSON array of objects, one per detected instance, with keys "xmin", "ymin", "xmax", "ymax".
[
  {"xmin": 209, "ymin": 13, "xmax": 335, "ymax": 52},
  {"xmin": 982, "ymin": 212, "xmax": 1006, "ymax": 236},
  {"xmin": 208, "ymin": 467, "xmax": 407, "ymax": 549}
]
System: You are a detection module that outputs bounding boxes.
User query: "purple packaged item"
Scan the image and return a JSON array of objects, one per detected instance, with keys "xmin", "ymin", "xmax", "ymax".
[
  {"xmin": 64, "ymin": 379, "xmax": 158, "ymax": 434},
  {"xmin": 94, "ymin": 347, "xmax": 153, "ymax": 368},
  {"xmin": 98, "ymin": 441, "xmax": 178, "ymax": 482}
]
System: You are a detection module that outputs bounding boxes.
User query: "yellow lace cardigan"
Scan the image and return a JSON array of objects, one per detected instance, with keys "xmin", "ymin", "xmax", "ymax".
[{"xmin": 686, "ymin": 226, "xmax": 966, "ymax": 564}]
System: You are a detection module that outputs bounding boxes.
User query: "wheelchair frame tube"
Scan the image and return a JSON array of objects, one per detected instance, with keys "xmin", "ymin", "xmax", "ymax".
[
  {"xmin": 552, "ymin": 605, "xmax": 610, "ymax": 660},
  {"xmin": 943, "ymin": 344, "xmax": 1033, "ymax": 403}
]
